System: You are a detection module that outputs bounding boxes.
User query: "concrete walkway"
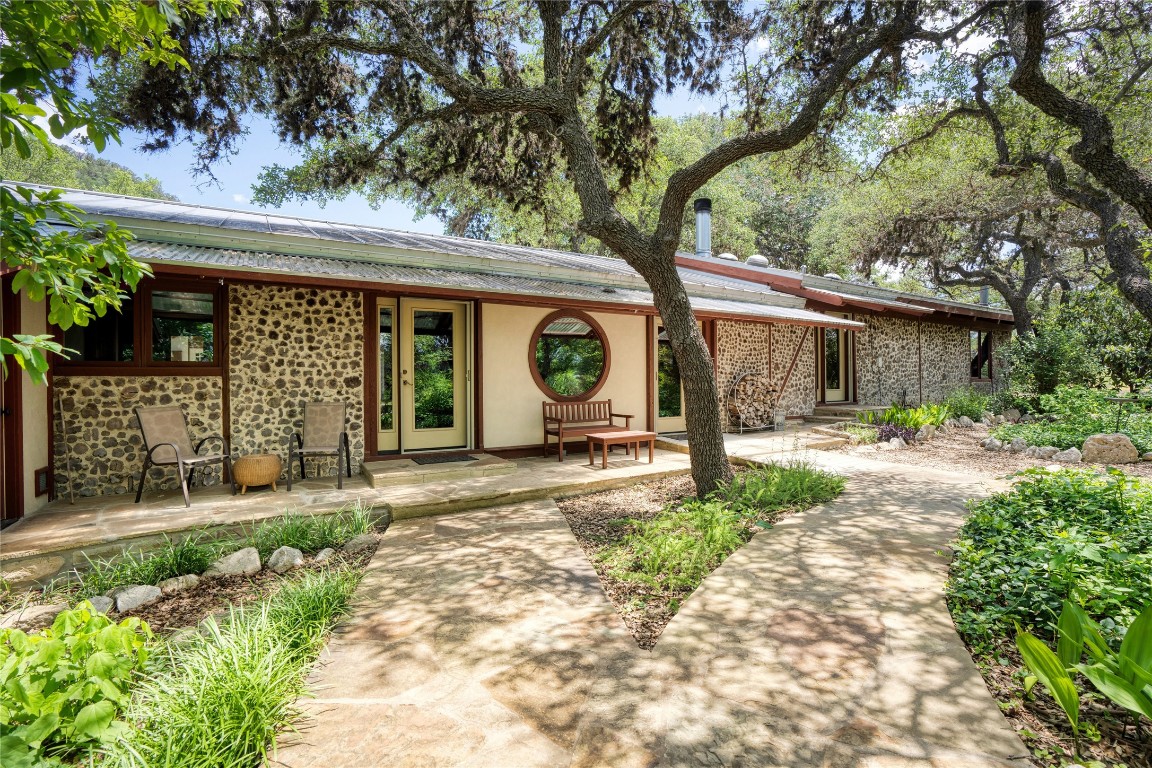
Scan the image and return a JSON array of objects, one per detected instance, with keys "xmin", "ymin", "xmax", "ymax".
[{"xmin": 272, "ymin": 454, "xmax": 1027, "ymax": 767}]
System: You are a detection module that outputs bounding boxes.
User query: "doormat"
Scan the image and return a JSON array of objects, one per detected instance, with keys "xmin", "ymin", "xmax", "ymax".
[
  {"xmin": 411, "ymin": 455, "xmax": 479, "ymax": 466},
  {"xmin": 661, "ymin": 432, "xmax": 690, "ymax": 441}
]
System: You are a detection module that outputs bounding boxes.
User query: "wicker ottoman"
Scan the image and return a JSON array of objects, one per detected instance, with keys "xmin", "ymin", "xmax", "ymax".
[{"xmin": 233, "ymin": 454, "xmax": 283, "ymax": 494}]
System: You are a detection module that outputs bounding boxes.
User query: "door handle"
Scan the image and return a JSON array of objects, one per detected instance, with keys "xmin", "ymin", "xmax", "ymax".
[
  {"xmin": 0, "ymin": 407, "xmax": 11, "ymax": 417},
  {"xmin": 402, "ymin": 379, "xmax": 411, "ymax": 386}
]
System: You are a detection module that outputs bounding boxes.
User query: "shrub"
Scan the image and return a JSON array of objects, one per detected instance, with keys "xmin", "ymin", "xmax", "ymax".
[
  {"xmin": 0, "ymin": 603, "xmax": 151, "ymax": 765},
  {"xmin": 858, "ymin": 403, "xmax": 950, "ymax": 431},
  {"xmin": 946, "ymin": 468, "xmax": 1152, "ymax": 653},
  {"xmin": 1001, "ymin": 321, "xmax": 1108, "ymax": 395},
  {"xmin": 944, "ymin": 387, "xmax": 991, "ymax": 421},
  {"xmin": 993, "ymin": 385, "xmax": 1152, "ymax": 453},
  {"xmin": 877, "ymin": 424, "xmax": 916, "ymax": 443},
  {"xmin": 242, "ymin": 503, "xmax": 376, "ymax": 559},
  {"xmin": 104, "ymin": 568, "xmax": 361, "ymax": 768}
]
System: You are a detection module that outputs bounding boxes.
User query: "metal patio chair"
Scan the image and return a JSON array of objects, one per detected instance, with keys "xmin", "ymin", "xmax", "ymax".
[
  {"xmin": 286, "ymin": 402, "xmax": 352, "ymax": 491},
  {"xmin": 134, "ymin": 406, "xmax": 236, "ymax": 507}
]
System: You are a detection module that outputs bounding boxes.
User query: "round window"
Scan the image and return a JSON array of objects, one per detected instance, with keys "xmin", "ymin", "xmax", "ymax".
[{"xmin": 530, "ymin": 310, "xmax": 610, "ymax": 401}]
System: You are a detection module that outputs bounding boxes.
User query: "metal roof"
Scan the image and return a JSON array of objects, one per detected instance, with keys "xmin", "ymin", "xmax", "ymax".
[{"xmin": 126, "ymin": 240, "xmax": 863, "ymax": 329}]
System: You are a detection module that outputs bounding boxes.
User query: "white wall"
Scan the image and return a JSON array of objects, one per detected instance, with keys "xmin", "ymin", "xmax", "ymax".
[
  {"xmin": 481, "ymin": 304, "xmax": 649, "ymax": 449},
  {"xmin": 20, "ymin": 294, "xmax": 50, "ymax": 514}
]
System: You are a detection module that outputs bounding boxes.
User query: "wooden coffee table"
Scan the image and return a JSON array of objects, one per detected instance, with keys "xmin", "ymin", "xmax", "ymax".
[{"xmin": 586, "ymin": 430, "xmax": 657, "ymax": 469}]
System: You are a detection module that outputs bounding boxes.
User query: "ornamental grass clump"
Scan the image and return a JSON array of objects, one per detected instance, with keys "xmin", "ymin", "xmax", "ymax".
[
  {"xmin": 242, "ymin": 503, "xmax": 375, "ymax": 559},
  {"xmin": 104, "ymin": 568, "xmax": 361, "ymax": 768},
  {"xmin": 56, "ymin": 535, "xmax": 218, "ymax": 601},
  {"xmin": 946, "ymin": 468, "xmax": 1152, "ymax": 653}
]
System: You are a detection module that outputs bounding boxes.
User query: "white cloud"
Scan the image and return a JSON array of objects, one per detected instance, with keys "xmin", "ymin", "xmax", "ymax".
[
  {"xmin": 956, "ymin": 34, "xmax": 995, "ymax": 56},
  {"xmin": 232, "ymin": 193, "xmax": 249, "ymax": 203}
]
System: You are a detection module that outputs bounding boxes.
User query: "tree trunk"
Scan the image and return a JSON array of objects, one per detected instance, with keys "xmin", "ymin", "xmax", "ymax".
[
  {"xmin": 1099, "ymin": 202, "xmax": 1152, "ymax": 324},
  {"xmin": 641, "ymin": 257, "xmax": 734, "ymax": 494}
]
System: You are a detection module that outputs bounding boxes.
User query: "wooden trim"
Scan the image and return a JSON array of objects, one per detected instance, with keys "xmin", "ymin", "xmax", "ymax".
[
  {"xmin": 528, "ymin": 309, "xmax": 611, "ymax": 402},
  {"xmin": 645, "ymin": 316, "xmax": 655, "ymax": 432},
  {"xmin": 917, "ymin": 321, "xmax": 924, "ymax": 404},
  {"xmin": 474, "ymin": 300, "xmax": 484, "ymax": 450},
  {"xmin": 221, "ymin": 282, "xmax": 232, "ymax": 444},
  {"xmin": 851, "ymin": 315, "xmax": 859, "ymax": 404},
  {"xmin": 1, "ymin": 275, "xmax": 24, "ymax": 519},
  {"xmin": 363, "ymin": 297, "xmax": 378, "ymax": 457},
  {"xmin": 816, "ymin": 326, "xmax": 824, "ymax": 405},
  {"xmin": 778, "ymin": 326, "xmax": 811, "ymax": 400}
]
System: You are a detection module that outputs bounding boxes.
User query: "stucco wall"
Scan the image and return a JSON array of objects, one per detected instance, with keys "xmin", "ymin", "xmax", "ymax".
[
  {"xmin": 20, "ymin": 294, "xmax": 50, "ymax": 513},
  {"xmin": 715, "ymin": 320, "xmax": 817, "ymax": 421},
  {"xmin": 227, "ymin": 284, "xmax": 365, "ymax": 477},
  {"xmin": 53, "ymin": 376, "xmax": 225, "ymax": 498},
  {"xmin": 481, "ymin": 304, "xmax": 648, "ymax": 449}
]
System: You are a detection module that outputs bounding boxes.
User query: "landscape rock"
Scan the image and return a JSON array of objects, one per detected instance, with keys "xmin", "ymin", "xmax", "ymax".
[
  {"xmin": 158, "ymin": 574, "xmax": 200, "ymax": 595},
  {"xmin": 1008, "ymin": 438, "xmax": 1029, "ymax": 453},
  {"xmin": 888, "ymin": 437, "xmax": 907, "ymax": 450},
  {"xmin": 1020, "ymin": 413, "xmax": 1035, "ymax": 423},
  {"xmin": 267, "ymin": 546, "xmax": 305, "ymax": 574},
  {"xmin": 1036, "ymin": 446, "xmax": 1060, "ymax": 459},
  {"xmin": 313, "ymin": 547, "xmax": 336, "ymax": 563},
  {"xmin": 916, "ymin": 425, "xmax": 937, "ymax": 442},
  {"xmin": 983, "ymin": 437, "xmax": 1003, "ymax": 452},
  {"xmin": 84, "ymin": 596, "xmax": 114, "ymax": 614},
  {"xmin": 1022, "ymin": 446, "xmax": 1041, "ymax": 458},
  {"xmin": 341, "ymin": 534, "xmax": 378, "ymax": 557},
  {"xmin": 1143, "ymin": 452, "xmax": 1152, "ymax": 462},
  {"xmin": 204, "ymin": 547, "xmax": 261, "ymax": 578},
  {"xmin": 1080, "ymin": 433, "xmax": 1139, "ymax": 465},
  {"xmin": 1003, "ymin": 408, "xmax": 1022, "ymax": 422},
  {"xmin": 1052, "ymin": 447, "xmax": 1083, "ymax": 464},
  {"xmin": 0, "ymin": 602, "xmax": 67, "ymax": 630},
  {"xmin": 114, "ymin": 585, "xmax": 162, "ymax": 613},
  {"xmin": 958, "ymin": 416, "xmax": 975, "ymax": 428}
]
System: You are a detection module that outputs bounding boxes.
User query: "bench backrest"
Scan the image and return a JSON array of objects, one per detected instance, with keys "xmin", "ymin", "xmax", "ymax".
[{"xmin": 543, "ymin": 399, "xmax": 613, "ymax": 424}]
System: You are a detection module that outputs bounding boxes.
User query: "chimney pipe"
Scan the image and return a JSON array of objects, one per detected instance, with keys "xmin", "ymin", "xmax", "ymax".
[
  {"xmin": 979, "ymin": 286, "xmax": 989, "ymax": 306},
  {"xmin": 694, "ymin": 198, "xmax": 712, "ymax": 258}
]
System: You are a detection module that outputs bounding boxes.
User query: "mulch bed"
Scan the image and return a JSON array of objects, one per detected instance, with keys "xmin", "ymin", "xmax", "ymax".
[{"xmin": 972, "ymin": 640, "xmax": 1151, "ymax": 768}]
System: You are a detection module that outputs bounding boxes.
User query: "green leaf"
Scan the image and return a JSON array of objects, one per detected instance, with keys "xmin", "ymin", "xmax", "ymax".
[
  {"xmin": 1057, "ymin": 600, "xmax": 1083, "ymax": 669},
  {"xmin": 1016, "ymin": 627, "xmax": 1080, "ymax": 730},
  {"xmin": 1078, "ymin": 663, "xmax": 1152, "ymax": 719},
  {"xmin": 14, "ymin": 712, "xmax": 59, "ymax": 748},
  {"xmin": 1118, "ymin": 603, "xmax": 1152, "ymax": 685},
  {"xmin": 72, "ymin": 700, "xmax": 116, "ymax": 741}
]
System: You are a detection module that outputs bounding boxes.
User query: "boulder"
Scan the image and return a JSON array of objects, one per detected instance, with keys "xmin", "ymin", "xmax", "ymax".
[
  {"xmin": 983, "ymin": 437, "xmax": 1003, "ymax": 452},
  {"xmin": 943, "ymin": 418, "xmax": 958, "ymax": 428},
  {"xmin": 1008, "ymin": 438, "xmax": 1029, "ymax": 453},
  {"xmin": 1022, "ymin": 446, "xmax": 1041, "ymax": 458},
  {"xmin": 158, "ymin": 574, "xmax": 200, "ymax": 596},
  {"xmin": 1080, "ymin": 433, "xmax": 1139, "ymax": 465},
  {"xmin": 1052, "ymin": 447, "xmax": 1083, "ymax": 464},
  {"xmin": 267, "ymin": 546, "xmax": 305, "ymax": 574},
  {"xmin": 1004, "ymin": 408, "xmax": 1022, "ymax": 423},
  {"xmin": 958, "ymin": 416, "xmax": 975, "ymax": 428},
  {"xmin": 916, "ymin": 425, "xmax": 937, "ymax": 442},
  {"xmin": 0, "ymin": 603, "xmax": 67, "ymax": 630},
  {"xmin": 1143, "ymin": 452, "xmax": 1152, "ymax": 462},
  {"xmin": 84, "ymin": 596, "xmax": 114, "ymax": 614},
  {"xmin": 1036, "ymin": 446, "xmax": 1060, "ymax": 459},
  {"xmin": 341, "ymin": 534, "xmax": 378, "ymax": 557},
  {"xmin": 204, "ymin": 547, "xmax": 261, "ymax": 578},
  {"xmin": 1020, "ymin": 413, "xmax": 1035, "ymax": 424},
  {"xmin": 113, "ymin": 585, "xmax": 162, "ymax": 613},
  {"xmin": 313, "ymin": 547, "xmax": 336, "ymax": 563}
]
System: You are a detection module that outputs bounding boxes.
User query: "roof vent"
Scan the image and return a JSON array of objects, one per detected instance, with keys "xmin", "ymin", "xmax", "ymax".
[
  {"xmin": 823, "ymin": 273, "xmax": 842, "ymax": 280},
  {"xmin": 745, "ymin": 254, "xmax": 769, "ymax": 268},
  {"xmin": 716, "ymin": 252, "xmax": 738, "ymax": 261}
]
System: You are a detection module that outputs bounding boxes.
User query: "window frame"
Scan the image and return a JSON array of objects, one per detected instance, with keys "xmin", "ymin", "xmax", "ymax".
[
  {"xmin": 969, "ymin": 329, "xmax": 993, "ymax": 382},
  {"xmin": 56, "ymin": 277, "xmax": 225, "ymax": 376},
  {"xmin": 528, "ymin": 309, "xmax": 611, "ymax": 402}
]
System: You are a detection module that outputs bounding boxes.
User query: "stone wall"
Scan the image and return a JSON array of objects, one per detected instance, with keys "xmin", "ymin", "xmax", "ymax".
[
  {"xmin": 227, "ymin": 284, "xmax": 365, "ymax": 478},
  {"xmin": 918, "ymin": 322, "xmax": 971, "ymax": 404},
  {"xmin": 53, "ymin": 376, "xmax": 224, "ymax": 497},
  {"xmin": 715, "ymin": 320, "xmax": 816, "ymax": 425},
  {"xmin": 855, "ymin": 316, "xmax": 920, "ymax": 406}
]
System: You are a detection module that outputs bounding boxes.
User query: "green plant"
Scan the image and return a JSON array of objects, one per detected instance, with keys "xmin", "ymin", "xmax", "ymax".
[
  {"xmin": 857, "ymin": 403, "xmax": 950, "ymax": 431},
  {"xmin": 53, "ymin": 535, "xmax": 219, "ymax": 600},
  {"xmin": 711, "ymin": 460, "xmax": 845, "ymax": 517},
  {"xmin": 242, "ymin": 504, "xmax": 376, "ymax": 559},
  {"xmin": 944, "ymin": 386, "xmax": 992, "ymax": 421},
  {"xmin": 104, "ymin": 568, "xmax": 361, "ymax": 768},
  {"xmin": 841, "ymin": 423, "xmax": 878, "ymax": 444},
  {"xmin": 0, "ymin": 602, "xmax": 151, "ymax": 766},
  {"xmin": 947, "ymin": 468, "xmax": 1152, "ymax": 652},
  {"xmin": 994, "ymin": 385, "xmax": 1152, "ymax": 453},
  {"xmin": 1001, "ymin": 320, "xmax": 1109, "ymax": 396}
]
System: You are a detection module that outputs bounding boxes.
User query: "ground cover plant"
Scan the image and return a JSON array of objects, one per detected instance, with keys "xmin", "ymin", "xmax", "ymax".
[
  {"xmin": 857, "ymin": 403, "xmax": 950, "ymax": 432},
  {"xmin": 944, "ymin": 387, "xmax": 992, "ymax": 422},
  {"xmin": 946, "ymin": 468, "xmax": 1152, "ymax": 766},
  {"xmin": 558, "ymin": 461, "xmax": 844, "ymax": 648},
  {"xmin": 0, "ymin": 603, "xmax": 151, "ymax": 767},
  {"xmin": 994, "ymin": 385, "xmax": 1152, "ymax": 453},
  {"xmin": 104, "ymin": 568, "xmax": 361, "ymax": 768},
  {"xmin": 840, "ymin": 423, "xmax": 878, "ymax": 444}
]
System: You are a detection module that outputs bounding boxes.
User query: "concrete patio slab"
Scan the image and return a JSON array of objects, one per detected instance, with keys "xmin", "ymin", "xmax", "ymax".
[{"xmin": 271, "ymin": 454, "xmax": 1026, "ymax": 767}]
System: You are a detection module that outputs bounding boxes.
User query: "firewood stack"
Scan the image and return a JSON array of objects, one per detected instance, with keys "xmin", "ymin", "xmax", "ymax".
[{"xmin": 726, "ymin": 372, "xmax": 778, "ymax": 430}]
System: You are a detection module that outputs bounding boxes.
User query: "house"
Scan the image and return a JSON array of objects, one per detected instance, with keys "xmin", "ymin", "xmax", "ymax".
[{"xmin": 0, "ymin": 189, "xmax": 1013, "ymax": 520}]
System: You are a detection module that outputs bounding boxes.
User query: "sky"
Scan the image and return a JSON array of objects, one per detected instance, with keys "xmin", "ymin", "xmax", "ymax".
[{"xmin": 89, "ymin": 90, "xmax": 720, "ymax": 234}]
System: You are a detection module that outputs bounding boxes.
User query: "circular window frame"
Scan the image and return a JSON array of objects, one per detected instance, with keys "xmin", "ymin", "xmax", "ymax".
[{"xmin": 529, "ymin": 309, "xmax": 612, "ymax": 402}]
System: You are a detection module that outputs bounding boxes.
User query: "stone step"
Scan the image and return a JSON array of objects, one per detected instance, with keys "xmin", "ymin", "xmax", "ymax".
[
  {"xmin": 811, "ymin": 426, "xmax": 850, "ymax": 438},
  {"xmin": 806, "ymin": 437, "xmax": 850, "ymax": 450},
  {"xmin": 361, "ymin": 454, "xmax": 517, "ymax": 488},
  {"xmin": 804, "ymin": 415, "xmax": 850, "ymax": 424}
]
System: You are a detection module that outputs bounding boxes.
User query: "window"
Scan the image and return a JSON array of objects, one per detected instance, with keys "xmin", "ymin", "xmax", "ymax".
[
  {"xmin": 970, "ymin": 330, "xmax": 992, "ymax": 380},
  {"xmin": 59, "ymin": 279, "xmax": 222, "ymax": 373},
  {"xmin": 530, "ymin": 310, "xmax": 610, "ymax": 401}
]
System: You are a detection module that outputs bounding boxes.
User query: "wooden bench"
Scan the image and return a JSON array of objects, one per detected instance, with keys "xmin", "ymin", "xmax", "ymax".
[{"xmin": 543, "ymin": 400, "xmax": 634, "ymax": 461}]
